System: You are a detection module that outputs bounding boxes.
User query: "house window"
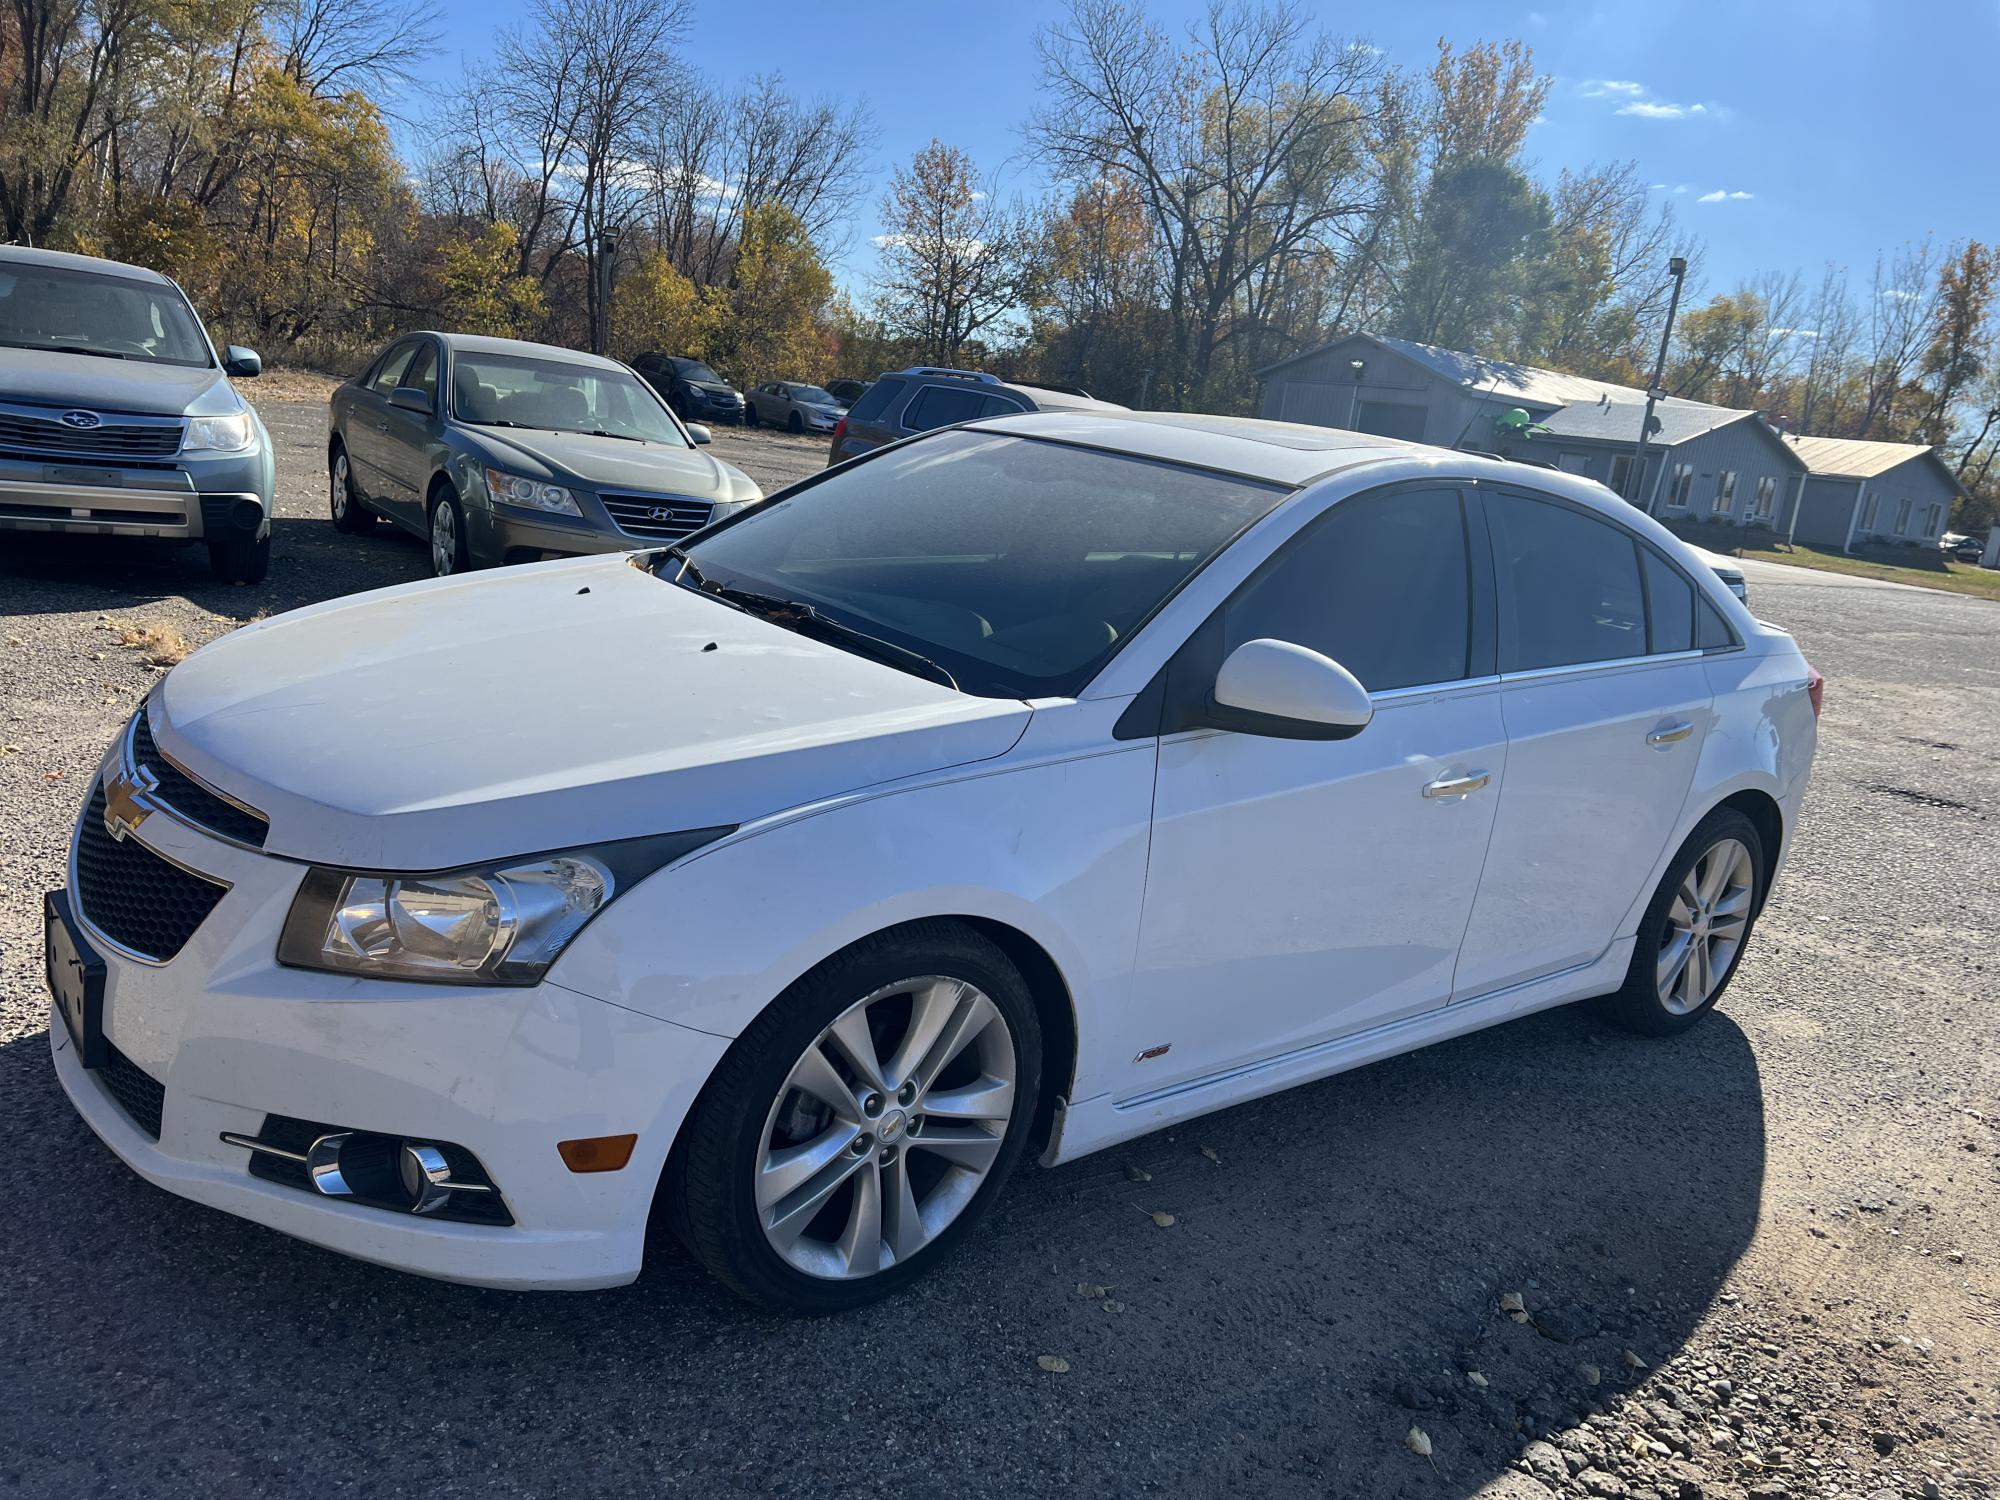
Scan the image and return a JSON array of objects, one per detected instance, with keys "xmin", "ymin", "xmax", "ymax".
[
  {"xmin": 1665, "ymin": 464, "xmax": 1694, "ymax": 508},
  {"xmin": 1893, "ymin": 497, "xmax": 1912, "ymax": 534},
  {"xmin": 1609, "ymin": 453, "xmax": 1634, "ymax": 498},
  {"xmin": 1750, "ymin": 476, "xmax": 1776, "ymax": 519},
  {"xmin": 1711, "ymin": 470, "xmax": 1738, "ymax": 517},
  {"xmin": 1924, "ymin": 503, "xmax": 1943, "ymax": 537},
  {"xmin": 1858, "ymin": 491, "xmax": 1878, "ymax": 531}
]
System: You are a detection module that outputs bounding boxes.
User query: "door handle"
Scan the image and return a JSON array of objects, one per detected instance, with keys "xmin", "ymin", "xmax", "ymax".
[
  {"xmin": 375, "ymin": 421, "xmax": 389, "ymax": 432},
  {"xmin": 1647, "ymin": 721, "xmax": 1695, "ymax": 747},
  {"xmin": 1423, "ymin": 770, "xmax": 1491, "ymax": 799}
]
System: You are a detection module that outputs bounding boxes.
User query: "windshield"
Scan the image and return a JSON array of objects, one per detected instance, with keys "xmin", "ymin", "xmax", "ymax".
[
  {"xmin": 676, "ymin": 430, "xmax": 1289, "ymax": 697},
  {"xmin": 675, "ymin": 361, "xmax": 725, "ymax": 384},
  {"xmin": 452, "ymin": 351, "xmax": 689, "ymax": 445},
  {"xmin": 793, "ymin": 385, "xmax": 837, "ymax": 405},
  {"xmin": 0, "ymin": 262, "xmax": 212, "ymax": 367}
]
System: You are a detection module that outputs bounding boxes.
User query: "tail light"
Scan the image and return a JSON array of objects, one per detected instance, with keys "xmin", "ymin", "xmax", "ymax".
[
  {"xmin": 1805, "ymin": 663, "xmax": 1824, "ymax": 719},
  {"xmin": 831, "ymin": 416, "xmax": 848, "ymax": 450}
]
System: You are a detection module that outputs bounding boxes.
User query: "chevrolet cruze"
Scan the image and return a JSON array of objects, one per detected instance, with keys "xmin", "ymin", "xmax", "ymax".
[{"xmin": 46, "ymin": 411, "xmax": 1820, "ymax": 1311}]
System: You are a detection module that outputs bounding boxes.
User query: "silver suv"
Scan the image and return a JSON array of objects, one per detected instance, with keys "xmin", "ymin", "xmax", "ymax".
[
  {"xmin": 827, "ymin": 366, "xmax": 1123, "ymax": 465},
  {"xmin": 0, "ymin": 247, "xmax": 273, "ymax": 583}
]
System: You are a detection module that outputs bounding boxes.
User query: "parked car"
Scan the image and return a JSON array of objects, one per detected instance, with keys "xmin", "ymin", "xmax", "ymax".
[
  {"xmin": 327, "ymin": 333, "xmax": 761, "ymax": 576},
  {"xmin": 825, "ymin": 378, "xmax": 871, "ymax": 407},
  {"xmin": 1686, "ymin": 546, "xmax": 1749, "ymax": 603},
  {"xmin": 47, "ymin": 410, "xmax": 1819, "ymax": 1312},
  {"xmin": 746, "ymin": 381, "xmax": 846, "ymax": 434},
  {"xmin": 827, "ymin": 365, "xmax": 1125, "ymax": 464},
  {"xmin": 632, "ymin": 353, "xmax": 746, "ymax": 425},
  {"xmin": 1942, "ymin": 533, "xmax": 1983, "ymax": 563},
  {"xmin": 0, "ymin": 246, "xmax": 273, "ymax": 582}
]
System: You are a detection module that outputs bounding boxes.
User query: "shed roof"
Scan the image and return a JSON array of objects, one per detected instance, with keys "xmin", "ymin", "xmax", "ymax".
[
  {"xmin": 1536, "ymin": 397, "xmax": 1759, "ymax": 448},
  {"xmin": 1782, "ymin": 433, "xmax": 1948, "ymax": 481},
  {"xmin": 1256, "ymin": 332, "xmax": 1656, "ymax": 409}
]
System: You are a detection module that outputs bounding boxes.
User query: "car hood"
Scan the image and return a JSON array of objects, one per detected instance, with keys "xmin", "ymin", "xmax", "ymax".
[
  {"xmin": 152, "ymin": 555, "xmax": 1030, "ymax": 869},
  {"xmin": 478, "ymin": 429, "xmax": 760, "ymax": 503},
  {"xmin": 0, "ymin": 349, "xmax": 240, "ymax": 417}
]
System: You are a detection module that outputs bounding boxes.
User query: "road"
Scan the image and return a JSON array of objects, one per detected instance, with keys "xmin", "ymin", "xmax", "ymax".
[{"xmin": 0, "ymin": 400, "xmax": 1994, "ymax": 1499}]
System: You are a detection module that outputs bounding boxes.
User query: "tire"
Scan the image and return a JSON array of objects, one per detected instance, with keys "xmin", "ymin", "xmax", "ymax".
[
  {"xmin": 328, "ymin": 445, "xmax": 371, "ymax": 533},
  {"xmin": 207, "ymin": 529, "xmax": 270, "ymax": 584},
  {"xmin": 787, "ymin": 410, "xmax": 804, "ymax": 435},
  {"xmin": 667, "ymin": 919, "xmax": 1043, "ymax": 1312},
  {"xmin": 1595, "ymin": 807, "xmax": 1766, "ymax": 1036},
  {"xmin": 428, "ymin": 491, "xmax": 470, "ymax": 577},
  {"xmin": 743, "ymin": 403, "xmax": 758, "ymax": 428}
]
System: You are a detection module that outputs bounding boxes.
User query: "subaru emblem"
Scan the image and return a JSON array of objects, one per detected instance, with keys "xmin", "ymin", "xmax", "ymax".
[{"xmin": 60, "ymin": 410, "xmax": 102, "ymax": 430}]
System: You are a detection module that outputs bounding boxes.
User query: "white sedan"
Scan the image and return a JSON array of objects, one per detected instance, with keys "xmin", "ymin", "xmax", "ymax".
[{"xmin": 46, "ymin": 411, "xmax": 1820, "ymax": 1311}]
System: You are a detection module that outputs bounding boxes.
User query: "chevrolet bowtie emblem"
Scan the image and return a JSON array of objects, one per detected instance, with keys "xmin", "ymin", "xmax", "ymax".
[{"xmin": 102, "ymin": 763, "xmax": 159, "ymax": 841}]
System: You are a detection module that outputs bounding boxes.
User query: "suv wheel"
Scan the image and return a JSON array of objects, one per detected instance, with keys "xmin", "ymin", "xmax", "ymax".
[{"xmin": 208, "ymin": 530, "xmax": 270, "ymax": 585}]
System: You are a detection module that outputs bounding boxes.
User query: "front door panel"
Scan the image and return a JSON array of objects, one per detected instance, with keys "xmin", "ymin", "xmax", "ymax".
[{"xmin": 1125, "ymin": 687, "xmax": 1507, "ymax": 1096}]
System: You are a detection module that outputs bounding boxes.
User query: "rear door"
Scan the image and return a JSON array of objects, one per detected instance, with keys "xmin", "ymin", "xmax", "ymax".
[
  {"xmin": 345, "ymin": 340, "xmax": 418, "ymax": 505},
  {"xmin": 1451, "ymin": 487, "xmax": 1718, "ymax": 1000}
]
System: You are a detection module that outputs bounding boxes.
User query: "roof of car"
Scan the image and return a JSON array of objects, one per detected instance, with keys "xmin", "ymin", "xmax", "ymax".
[
  {"xmin": 0, "ymin": 245, "xmax": 174, "ymax": 285},
  {"xmin": 436, "ymin": 332, "xmax": 627, "ymax": 370},
  {"xmin": 967, "ymin": 410, "xmax": 1423, "ymax": 485}
]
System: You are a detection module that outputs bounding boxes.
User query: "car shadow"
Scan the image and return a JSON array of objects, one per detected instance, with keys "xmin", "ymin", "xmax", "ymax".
[{"xmin": 0, "ymin": 1002, "xmax": 1765, "ymax": 1498}]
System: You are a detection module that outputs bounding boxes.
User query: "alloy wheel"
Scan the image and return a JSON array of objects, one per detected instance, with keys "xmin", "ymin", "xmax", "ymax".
[
  {"xmin": 430, "ymin": 502, "xmax": 458, "ymax": 576},
  {"xmin": 754, "ymin": 976, "xmax": 1018, "ymax": 1280},
  {"xmin": 1656, "ymin": 836, "xmax": 1755, "ymax": 1014},
  {"xmin": 329, "ymin": 453, "xmax": 350, "ymax": 523}
]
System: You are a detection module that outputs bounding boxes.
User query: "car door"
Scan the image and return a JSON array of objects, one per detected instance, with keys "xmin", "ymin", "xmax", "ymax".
[
  {"xmin": 1124, "ymin": 484, "xmax": 1508, "ymax": 1095},
  {"xmin": 1450, "ymin": 487, "xmax": 1719, "ymax": 1001},
  {"xmin": 375, "ymin": 338, "xmax": 440, "ymax": 529},
  {"xmin": 344, "ymin": 339, "xmax": 418, "ymax": 506}
]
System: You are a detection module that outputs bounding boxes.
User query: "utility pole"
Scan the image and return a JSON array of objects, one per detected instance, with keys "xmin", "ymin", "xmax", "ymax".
[
  {"xmin": 594, "ymin": 233, "xmax": 619, "ymax": 356},
  {"xmin": 1627, "ymin": 255, "xmax": 1688, "ymax": 510}
]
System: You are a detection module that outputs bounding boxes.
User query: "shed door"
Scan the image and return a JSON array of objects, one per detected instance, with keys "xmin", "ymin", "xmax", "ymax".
[{"xmin": 1355, "ymin": 400, "xmax": 1427, "ymax": 442}]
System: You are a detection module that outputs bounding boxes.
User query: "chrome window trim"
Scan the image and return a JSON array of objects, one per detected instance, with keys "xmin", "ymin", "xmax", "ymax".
[{"xmin": 1498, "ymin": 648, "xmax": 1707, "ymax": 686}]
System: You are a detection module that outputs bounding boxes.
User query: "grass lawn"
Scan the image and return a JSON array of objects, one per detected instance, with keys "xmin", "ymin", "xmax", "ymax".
[{"xmin": 1739, "ymin": 542, "xmax": 2000, "ymax": 601}]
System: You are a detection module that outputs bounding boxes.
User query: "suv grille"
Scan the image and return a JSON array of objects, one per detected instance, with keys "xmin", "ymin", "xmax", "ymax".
[
  {"xmin": 75, "ymin": 783, "xmax": 228, "ymax": 961},
  {"xmin": 133, "ymin": 712, "xmax": 268, "ymax": 847},
  {"xmin": 99, "ymin": 1043, "xmax": 167, "ymax": 1140},
  {"xmin": 0, "ymin": 407, "xmax": 183, "ymax": 461},
  {"xmin": 599, "ymin": 494, "xmax": 714, "ymax": 541}
]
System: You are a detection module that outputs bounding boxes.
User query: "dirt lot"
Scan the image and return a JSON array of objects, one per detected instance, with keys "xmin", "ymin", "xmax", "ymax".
[{"xmin": 0, "ymin": 398, "xmax": 1995, "ymax": 1499}]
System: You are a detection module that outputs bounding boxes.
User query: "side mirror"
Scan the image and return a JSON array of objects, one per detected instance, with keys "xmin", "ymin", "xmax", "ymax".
[
  {"xmin": 223, "ymin": 345, "xmax": 262, "ymax": 378},
  {"xmin": 388, "ymin": 385, "xmax": 434, "ymax": 416},
  {"xmin": 685, "ymin": 422, "xmax": 712, "ymax": 445},
  {"xmin": 1207, "ymin": 638, "xmax": 1373, "ymax": 740}
]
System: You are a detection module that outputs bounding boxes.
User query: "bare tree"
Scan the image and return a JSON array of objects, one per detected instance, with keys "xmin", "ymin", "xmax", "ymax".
[
  {"xmin": 272, "ymin": 0, "xmax": 440, "ymax": 101},
  {"xmin": 1858, "ymin": 241, "xmax": 1942, "ymax": 436},
  {"xmin": 874, "ymin": 139, "xmax": 1025, "ymax": 362}
]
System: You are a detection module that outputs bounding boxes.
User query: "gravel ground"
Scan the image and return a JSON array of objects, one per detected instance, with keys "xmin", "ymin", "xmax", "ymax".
[{"xmin": 0, "ymin": 401, "xmax": 1994, "ymax": 1500}]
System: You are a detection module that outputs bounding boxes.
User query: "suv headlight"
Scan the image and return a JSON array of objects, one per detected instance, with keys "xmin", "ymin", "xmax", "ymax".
[
  {"xmin": 484, "ymin": 467, "xmax": 582, "ymax": 516},
  {"xmin": 277, "ymin": 829, "xmax": 731, "ymax": 985},
  {"xmin": 183, "ymin": 412, "xmax": 256, "ymax": 453}
]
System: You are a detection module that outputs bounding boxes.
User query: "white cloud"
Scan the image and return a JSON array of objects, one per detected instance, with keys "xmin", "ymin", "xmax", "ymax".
[
  {"xmin": 1879, "ymin": 287, "xmax": 1921, "ymax": 302},
  {"xmin": 1583, "ymin": 80, "xmax": 1722, "ymax": 121},
  {"xmin": 1696, "ymin": 188, "xmax": 1754, "ymax": 203},
  {"xmin": 1527, "ymin": 10, "xmax": 1548, "ymax": 24},
  {"xmin": 1581, "ymin": 79, "xmax": 1646, "ymax": 98},
  {"xmin": 1620, "ymin": 99, "xmax": 1709, "ymax": 119},
  {"xmin": 1774, "ymin": 327, "xmax": 1820, "ymax": 340}
]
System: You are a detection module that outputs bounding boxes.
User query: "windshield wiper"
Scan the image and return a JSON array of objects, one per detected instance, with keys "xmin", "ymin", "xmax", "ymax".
[
  {"xmin": 583, "ymin": 429, "xmax": 647, "ymax": 443},
  {"xmin": 672, "ymin": 571, "xmax": 958, "ymax": 691},
  {"xmin": 0, "ymin": 339, "xmax": 127, "ymax": 360}
]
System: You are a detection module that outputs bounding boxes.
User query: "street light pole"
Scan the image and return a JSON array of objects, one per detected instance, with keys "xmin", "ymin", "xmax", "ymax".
[
  {"xmin": 1627, "ymin": 254, "xmax": 1688, "ymax": 511},
  {"xmin": 595, "ymin": 232, "xmax": 619, "ymax": 356}
]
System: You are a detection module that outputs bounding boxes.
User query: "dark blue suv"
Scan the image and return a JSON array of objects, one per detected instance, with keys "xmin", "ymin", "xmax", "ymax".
[{"xmin": 827, "ymin": 367, "xmax": 1122, "ymax": 465}]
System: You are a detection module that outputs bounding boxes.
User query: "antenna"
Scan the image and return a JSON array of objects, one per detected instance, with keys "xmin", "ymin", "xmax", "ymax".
[{"xmin": 1451, "ymin": 365, "xmax": 1512, "ymax": 450}]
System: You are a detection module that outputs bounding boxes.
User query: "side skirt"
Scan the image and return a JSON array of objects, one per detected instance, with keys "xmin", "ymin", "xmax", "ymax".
[{"xmin": 1041, "ymin": 938, "xmax": 1635, "ymax": 1167}]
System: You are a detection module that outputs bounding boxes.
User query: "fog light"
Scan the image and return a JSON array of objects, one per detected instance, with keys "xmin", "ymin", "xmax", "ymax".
[
  {"xmin": 306, "ymin": 1131, "xmax": 355, "ymax": 1196},
  {"xmin": 398, "ymin": 1141, "xmax": 454, "ymax": 1214},
  {"xmin": 231, "ymin": 498, "xmax": 263, "ymax": 532}
]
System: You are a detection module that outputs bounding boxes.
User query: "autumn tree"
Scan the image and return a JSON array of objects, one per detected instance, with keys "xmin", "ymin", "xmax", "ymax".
[
  {"xmin": 874, "ymin": 140, "xmax": 1025, "ymax": 364},
  {"xmin": 610, "ymin": 250, "xmax": 724, "ymax": 362},
  {"xmin": 718, "ymin": 202, "xmax": 835, "ymax": 380},
  {"xmin": 437, "ymin": 222, "xmax": 547, "ymax": 338}
]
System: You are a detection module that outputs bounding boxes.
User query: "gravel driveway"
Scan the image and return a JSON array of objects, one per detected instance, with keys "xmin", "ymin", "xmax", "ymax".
[{"xmin": 0, "ymin": 398, "xmax": 1993, "ymax": 1500}]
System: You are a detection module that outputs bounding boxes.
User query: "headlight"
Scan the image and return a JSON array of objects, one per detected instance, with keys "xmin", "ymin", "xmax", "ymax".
[
  {"xmin": 484, "ymin": 467, "xmax": 581, "ymax": 517},
  {"xmin": 276, "ymin": 829, "xmax": 732, "ymax": 985},
  {"xmin": 183, "ymin": 412, "xmax": 256, "ymax": 453}
]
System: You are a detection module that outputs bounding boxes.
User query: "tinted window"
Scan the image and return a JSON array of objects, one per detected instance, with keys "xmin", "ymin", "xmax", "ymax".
[
  {"xmin": 1695, "ymin": 595, "xmax": 1735, "ymax": 649},
  {"xmin": 0, "ymin": 260, "xmax": 211, "ymax": 366},
  {"xmin": 679, "ymin": 430, "xmax": 1288, "ymax": 698},
  {"xmin": 905, "ymin": 384, "xmax": 990, "ymax": 432},
  {"xmin": 451, "ymin": 351, "xmax": 687, "ymax": 445},
  {"xmin": 366, "ymin": 341, "xmax": 416, "ymax": 395},
  {"xmin": 1641, "ymin": 547, "xmax": 1694, "ymax": 654},
  {"xmin": 402, "ymin": 343, "xmax": 438, "ymax": 404},
  {"xmin": 672, "ymin": 359, "xmax": 724, "ymax": 384},
  {"xmin": 846, "ymin": 376, "xmax": 906, "ymax": 422},
  {"xmin": 1222, "ymin": 488, "xmax": 1472, "ymax": 691},
  {"xmin": 1490, "ymin": 492, "xmax": 1645, "ymax": 671}
]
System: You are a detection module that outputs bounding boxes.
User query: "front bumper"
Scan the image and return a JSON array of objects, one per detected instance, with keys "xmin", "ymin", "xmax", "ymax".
[
  {"xmin": 0, "ymin": 447, "xmax": 272, "ymax": 540},
  {"xmin": 473, "ymin": 506, "xmax": 639, "ymax": 567},
  {"xmin": 50, "ymin": 750, "xmax": 729, "ymax": 1291}
]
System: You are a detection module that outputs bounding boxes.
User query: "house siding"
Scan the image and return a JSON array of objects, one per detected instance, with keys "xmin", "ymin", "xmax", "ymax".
[
  {"xmin": 1256, "ymin": 334, "xmax": 1528, "ymax": 449},
  {"xmin": 1792, "ymin": 477, "xmax": 1860, "ymax": 546},
  {"xmin": 1845, "ymin": 456, "xmax": 1959, "ymax": 546}
]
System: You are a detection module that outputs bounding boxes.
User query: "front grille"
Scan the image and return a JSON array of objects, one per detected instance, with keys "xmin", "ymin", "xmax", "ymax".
[
  {"xmin": 74, "ymin": 783, "xmax": 228, "ymax": 961},
  {"xmin": 0, "ymin": 408, "xmax": 182, "ymax": 461},
  {"xmin": 99, "ymin": 1043, "xmax": 166, "ymax": 1140},
  {"xmin": 599, "ymin": 493, "xmax": 714, "ymax": 541},
  {"xmin": 133, "ymin": 712, "xmax": 268, "ymax": 847},
  {"xmin": 244, "ymin": 1114, "xmax": 514, "ymax": 1226}
]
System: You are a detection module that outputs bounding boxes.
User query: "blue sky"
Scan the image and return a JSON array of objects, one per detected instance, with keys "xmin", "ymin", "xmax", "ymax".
[{"xmin": 407, "ymin": 0, "xmax": 1999, "ymax": 302}]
